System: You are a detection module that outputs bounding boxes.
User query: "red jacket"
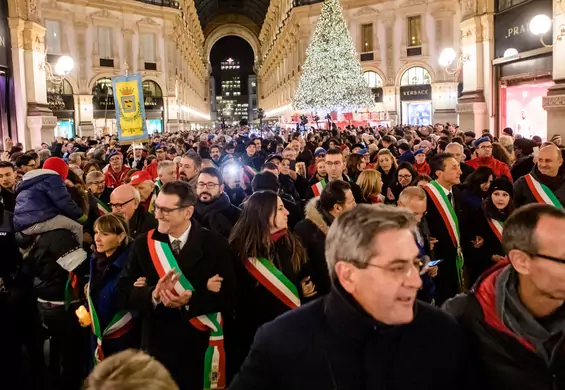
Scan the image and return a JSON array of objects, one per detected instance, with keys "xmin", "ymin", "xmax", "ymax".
[
  {"xmin": 145, "ymin": 160, "xmax": 158, "ymax": 180},
  {"xmin": 413, "ymin": 162, "xmax": 431, "ymax": 175},
  {"xmin": 466, "ymin": 157, "xmax": 513, "ymax": 182},
  {"xmin": 104, "ymin": 166, "xmax": 130, "ymax": 189}
]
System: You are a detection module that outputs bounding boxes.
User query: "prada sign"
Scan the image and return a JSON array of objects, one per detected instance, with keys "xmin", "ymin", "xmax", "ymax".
[
  {"xmin": 494, "ymin": 0, "xmax": 552, "ymax": 58},
  {"xmin": 399, "ymin": 84, "xmax": 432, "ymax": 101},
  {"xmin": 0, "ymin": 1, "xmax": 8, "ymax": 68},
  {"xmin": 372, "ymin": 87, "xmax": 383, "ymax": 103}
]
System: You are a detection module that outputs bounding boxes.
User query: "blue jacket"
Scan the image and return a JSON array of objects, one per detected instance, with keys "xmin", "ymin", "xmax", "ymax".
[
  {"xmin": 88, "ymin": 244, "xmax": 139, "ymax": 359},
  {"xmin": 13, "ymin": 169, "xmax": 85, "ymax": 232}
]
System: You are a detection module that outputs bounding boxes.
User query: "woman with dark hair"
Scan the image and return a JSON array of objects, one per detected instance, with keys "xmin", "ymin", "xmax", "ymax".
[
  {"xmin": 345, "ymin": 153, "xmax": 366, "ymax": 183},
  {"xmin": 82, "ymin": 213, "xmax": 139, "ymax": 363},
  {"xmin": 462, "ymin": 178, "xmax": 514, "ymax": 285},
  {"xmin": 376, "ymin": 149, "xmax": 397, "ymax": 202},
  {"xmin": 83, "ymin": 162, "xmax": 102, "ymax": 182},
  {"xmin": 229, "ymin": 190, "xmax": 313, "ymax": 374},
  {"xmin": 387, "ymin": 162, "xmax": 418, "ymax": 204},
  {"xmin": 491, "ymin": 143, "xmax": 512, "ymax": 166},
  {"xmin": 460, "ymin": 166, "xmax": 494, "ymax": 213}
]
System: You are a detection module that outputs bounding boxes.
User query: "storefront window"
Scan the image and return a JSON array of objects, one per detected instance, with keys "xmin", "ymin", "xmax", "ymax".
[
  {"xmin": 501, "ymin": 81, "xmax": 552, "ymax": 140},
  {"xmin": 400, "ymin": 67, "xmax": 431, "ymax": 86},
  {"xmin": 92, "ymin": 78, "xmax": 114, "ymax": 110},
  {"xmin": 363, "ymin": 71, "xmax": 383, "ymax": 88}
]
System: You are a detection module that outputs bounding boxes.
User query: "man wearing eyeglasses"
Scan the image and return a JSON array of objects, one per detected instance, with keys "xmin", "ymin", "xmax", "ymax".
[
  {"xmin": 116, "ymin": 181, "xmax": 234, "ymax": 390},
  {"xmin": 110, "ymin": 184, "xmax": 157, "ymax": 238},
  {"xmin": 193, "ymin": 167, "xmax": 241, "ymax": 239},
  {"xmin": 466, "ymin": 137, "xmax": 513, "ymax": 181},
  {"xmin": 230, "ymin": 205, "xmax": 473, "ymax": 389},
  {"xmin": 444, "ymin": 204, "xmax": 565, "ymax": 389}
]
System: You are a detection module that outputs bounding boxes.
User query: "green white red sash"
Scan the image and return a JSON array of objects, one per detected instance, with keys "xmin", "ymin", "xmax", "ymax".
[
  {"xmin": 524, "ymin": 174, "xmax": 563, "ymax": 208},
  {"xmin": 244, "ymin": 257, "xmax": 301, "ymax": 309},
  {"xmin": 423, "ymin": 181, "xmax": 464, "ymax": 288},
  {"xmin": 487, "ymin": 219, "xmax": 503, "ymax": 243},
  {"xmin": 87, "ymin": 284, "xmax": 133, "ymax": 364},
  {"xmin": 96, "ymin": 198, "xmax": 111, "ymax": 216},
  {"xmin": 311, "ymin": 179, "xmax": 327, "ymax": 197},
  {"xmin": 147, "ymin": 231, "xmax": 225, "ymax": 390}
]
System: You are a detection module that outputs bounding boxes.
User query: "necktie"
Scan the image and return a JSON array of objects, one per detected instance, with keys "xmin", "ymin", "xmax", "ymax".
[
  {"xmin": 171, "ymin": 239, "xmax": 182, "ymax": 255},
  {"xmin": 447, "ymin": 192, "xmax": 453, "ymax": 207}
]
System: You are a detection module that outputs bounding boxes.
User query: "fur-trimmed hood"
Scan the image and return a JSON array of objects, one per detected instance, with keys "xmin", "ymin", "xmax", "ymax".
[{"xmin": 304, "ymin": 197, "xmax": 330, "ymax": 235}]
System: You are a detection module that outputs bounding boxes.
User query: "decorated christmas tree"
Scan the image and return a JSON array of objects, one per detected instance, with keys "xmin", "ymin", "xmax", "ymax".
[{"xmin": 292, "ymin": 0, "xmax": 375, "ymax": 112}]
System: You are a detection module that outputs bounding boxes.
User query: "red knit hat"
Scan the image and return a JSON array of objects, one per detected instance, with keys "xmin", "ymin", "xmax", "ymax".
[{"xmin": 43, "ymin": 157, "xmax": 69, "ymax": 180}]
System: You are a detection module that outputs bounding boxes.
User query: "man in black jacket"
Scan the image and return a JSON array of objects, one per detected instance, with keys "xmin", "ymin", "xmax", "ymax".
[
  {"xmin": 444, "ymin": 204, "xmax": 565, "ymax": 390},
  {"xmin": 294, "ymin": 180, "xmax": 355, "ymax": 297},
  {"xmin": 193, "ymin": 167, "xmax": 241, "ymax": 239},
  {"xmin": 514, "ymin": 144, "xmax": 565, "ymax": 208},
  {"xmin": 117, "ymin": 181, "xmax": 235, "ymax": 390},
  {"xmin": 423, "ymin": 153, "xmax": 464, "ymax": 306},
  {"xmin": 110, "ymin": 184, "xmax": 157, "ymax": 238},
  {"xmin": 0, "ymin": 161, "xmax": 16, "ymax": 212},
  {"xmin": 230, "ymin": 205, "xmax": 474, "ymax": 389}
]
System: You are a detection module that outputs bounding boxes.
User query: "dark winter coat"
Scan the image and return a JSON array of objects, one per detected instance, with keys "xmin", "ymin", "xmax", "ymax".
[
  {"xmin": 294, "ymin": 198, "xmax": 332, "ymax": 296},
  {"xmin": 514, "ymin": 167, "xmax": 565, "ymax": 208},
  {"xmin": 0, "ymin": 186, "xmax": 15, "ymax": 213},
  {"xmin": 128, "ymin": 206, "xmax": 158, "ymax": 238},
  {"xmin": 13, "ymin": 169, "xmax": 86, "ymax": 232},
  {"xmin": 230, "ymin": 235, "xmax": 307, "ymax": 377},
  {"xmin": 193, "ymin": 192, "xmax": 241, "ymax": 239},
  {"xmin": 424, "ymin": 184, "xmax": 464, "ymax": 305},
  {"xmin": 460, "ymin": 163, "xmax": 475, "ymax": 185},
  {"xmin": 88, "ymin": 244, "xmax": 140, "ymax": 359},
  {"xmin": 230, "ymin": 284, "xmax": 476, "ymax": 390},
  {"xmin": 511, "ymin": 155, "xmax": 535, "ymax": 182},
  {"xmin": 378, "ymin": 166, "xmax": 397, "ymax": 201},
  {"xmin": 116, "ymin": 222, "xmax": 236, "ymax": 390},
  {"xmin": 24, "ymin": 228, "xmax": 88, "ymax": 302},
  {"xmin": 398, "ymin": 150, "xmax": 415, "ymax": 164},
  {"xmin": 461, "ymin": 209, "xmax": 504, "ymax": 286},
  {"xmin": 444, "ymin": 262, "xmax": 565, "ymax": 390}
]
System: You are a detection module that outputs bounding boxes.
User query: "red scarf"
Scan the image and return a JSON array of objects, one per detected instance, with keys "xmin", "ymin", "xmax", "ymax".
[
  {"xmin": 271, "ymin": 229, "xmax": 288, "ymax": 242},
  {"xmin": 413, "ymin": 162, "xmax": 431, "ymax": 175}
]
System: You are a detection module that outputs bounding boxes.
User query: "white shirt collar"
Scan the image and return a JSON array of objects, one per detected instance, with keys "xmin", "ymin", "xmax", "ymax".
[
  {"xmin": 168, "ymin": 223, "xmax": 191, "ymax": 251},
  {"xmin": 436, "ymin": 181, "xmax": 452, "ymax": 195}
]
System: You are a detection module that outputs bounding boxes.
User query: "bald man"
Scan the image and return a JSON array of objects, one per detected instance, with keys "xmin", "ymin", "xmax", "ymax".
[
  {"xmin": 514, "ymin": 144, "xmax": 565, "ymax": 208},
  {"xmin": 110, "ymin": 184, "xmax": 157, "ymax": 237}
]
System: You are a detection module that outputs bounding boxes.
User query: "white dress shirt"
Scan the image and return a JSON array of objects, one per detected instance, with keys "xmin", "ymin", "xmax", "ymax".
[{"xmin": 168, "ymin": 223, "xmax": 191, "ymax": 252}]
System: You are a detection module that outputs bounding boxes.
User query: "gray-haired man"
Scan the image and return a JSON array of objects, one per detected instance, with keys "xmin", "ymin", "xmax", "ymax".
[{"xmin": 230, "ymin": 205, "xmax": 474, "ymax": 390}]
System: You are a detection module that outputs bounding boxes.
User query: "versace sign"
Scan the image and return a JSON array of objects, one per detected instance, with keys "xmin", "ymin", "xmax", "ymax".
[
  {"xmin": 494, "ymin": 0, "xmax": 552, "ymax": 58},
  {"xmin": 399, "ymin": 84, "xmax": 432, "ymax": 101}
]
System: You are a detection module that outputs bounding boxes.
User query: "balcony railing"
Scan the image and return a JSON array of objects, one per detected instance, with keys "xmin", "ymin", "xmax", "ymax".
[{"xmin": 137, "ymin": 0, "xmax": 179, "ymax": 8}]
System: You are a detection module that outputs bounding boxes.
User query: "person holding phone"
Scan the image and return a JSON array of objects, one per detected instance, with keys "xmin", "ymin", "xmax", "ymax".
[{"xmin": 398, "ymin": 186, "xmax": 438, "ymax": 303}]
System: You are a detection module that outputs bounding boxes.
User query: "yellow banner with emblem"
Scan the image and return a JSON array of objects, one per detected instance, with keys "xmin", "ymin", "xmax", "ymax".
[{"xmin": 112, "ymin": 74, "xmax": 148, "ymax": 143}]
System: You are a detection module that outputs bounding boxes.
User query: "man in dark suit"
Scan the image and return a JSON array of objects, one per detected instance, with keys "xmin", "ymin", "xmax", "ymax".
[
  {"xmin": 117, "ymin": 181, "xmax": 235, "ymax": 390},
  {"xmin": 423, "ymin": 153, "xmax": 464, "ymax": 306}
]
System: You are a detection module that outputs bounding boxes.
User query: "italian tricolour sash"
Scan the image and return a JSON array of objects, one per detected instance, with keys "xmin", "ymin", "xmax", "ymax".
[
  {"xmin": 311, "ymin": 179, "xmax": 327, "ymax": 197},
  {"xmin": 487, "ymin": 219, "xmax": 503, "ymax": 243},
  {"xmin": 245, "ymin": 257, "xmax": 300, "ymax": 309},
  {"xmin": 147, "ymin": 231, "xmax": 225, "ymax": 390},
  {"xmin": 423, "ymin": 181, "xmax": 464, "ymax": 288},
  {"xmin": 86, "ymin": 284, "xmax": 133, "ymax": 364},
  {"xmin": 96, "ymin": 198, "xmax": 111, "ymax": 216},
  {"xmin": 524, "ymin": 174, "xmax": 563, "ymax": 208}
]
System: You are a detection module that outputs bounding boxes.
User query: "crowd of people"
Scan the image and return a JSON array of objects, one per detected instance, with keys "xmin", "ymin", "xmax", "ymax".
[{"xmin": 0, "ymin": 122, "xmax": 564, "ymax": 390}]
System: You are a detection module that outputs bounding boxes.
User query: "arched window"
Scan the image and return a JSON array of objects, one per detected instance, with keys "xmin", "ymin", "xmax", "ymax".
[
  {"xmin": 400, "ymin": 67, "xmax": 431, "ymax": 86},
  {"xmin": 142, "ymin": 80, "xmax": 163, "ymax": 109},
  {"xmin": 363, "ymin": 71, "xmax": 383, "ymax": 88},
  {"xmin": 92, "ymin": 78, "xmax": 114, "ymax": 109},
  {"xmin": 142, "ymin": 80, "xmax": 163, "ymax": 98}
]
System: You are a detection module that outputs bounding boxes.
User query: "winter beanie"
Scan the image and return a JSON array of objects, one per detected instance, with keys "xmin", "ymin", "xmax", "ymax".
[{"xmin": 43, "ymin": 157, "xmax": 69, "ymax": 180}]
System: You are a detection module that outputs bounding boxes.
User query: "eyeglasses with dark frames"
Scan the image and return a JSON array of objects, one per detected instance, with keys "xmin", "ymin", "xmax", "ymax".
[
  {"xmin": 153, "ymin": 204, "xmax": 189, "ymax": 216},
  {"xmin": 109, "ymin": 198, "xmax": 135, "ymax": 209},
  {"xmin": 525, "ymin": 252, "xmax": 565, "ymax": 265},
  {"xmin": 352, "ymin": 256, "xmax": 430, "ymax": 278}
]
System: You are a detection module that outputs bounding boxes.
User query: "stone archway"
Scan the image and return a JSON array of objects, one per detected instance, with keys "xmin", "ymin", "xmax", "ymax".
[{"xmin": 204, "ymin": 24, "xmax": 261, "ymax": 68}]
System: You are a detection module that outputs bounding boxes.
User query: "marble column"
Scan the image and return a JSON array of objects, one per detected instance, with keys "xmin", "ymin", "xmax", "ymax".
[
  {"xmin": 456, "ymin": 16, "xmax": 491, "ymax": 133},
  {"xmin": 543, "ymin": 0, "xmax": 565, "ymax": 138},
  {"xmin": 11, "ymin": 19, "xmax": 58, "ymax": 148}
]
